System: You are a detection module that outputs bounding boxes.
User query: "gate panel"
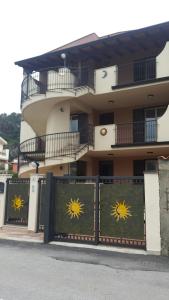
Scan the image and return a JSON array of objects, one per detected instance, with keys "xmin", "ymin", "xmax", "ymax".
[
  {"xmin": 99, "ymin": 177, "xmax": 145, "ymax": 248},
  {"xmin": 53, "ymin": 177, "xmax": 96, "ymax": 243},
  {"xmin": 5, "ymin": 178, "xmax": 30, "ymax": 226}
]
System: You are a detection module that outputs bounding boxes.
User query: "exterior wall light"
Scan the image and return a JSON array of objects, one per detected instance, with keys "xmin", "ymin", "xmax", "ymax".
[
  {"xmin": 61, "ymin": 53, "xmax": 66, "ymax": 67},
  {"xmin": 31, "ymin": 161, "xmax": 39, "ymax": 174},
  {"xmin": 100, "ymin": 128, "xmax": 107, "ymax": 136},
  {"xmin": 147, "ymin": 94, "xmax": 154, "ymax": 100}
]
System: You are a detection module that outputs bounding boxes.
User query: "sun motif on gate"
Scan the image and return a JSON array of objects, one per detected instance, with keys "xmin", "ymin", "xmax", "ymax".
[
  {"xmin": 66, "ymin": 198, "xmax": 84, "ymax": 219},
  {"xmin": 111, "ymin": 201, "xmax": 132, "ymax": 222},
  {"xmin": 11, "ymin": 195, "xmax": 25, "ymax": 211}
]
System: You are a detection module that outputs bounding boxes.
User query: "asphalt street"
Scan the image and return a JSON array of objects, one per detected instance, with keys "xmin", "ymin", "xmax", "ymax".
[{"xmin": 0, "ymin": 240, "xmax": 169, "ymax": 300}]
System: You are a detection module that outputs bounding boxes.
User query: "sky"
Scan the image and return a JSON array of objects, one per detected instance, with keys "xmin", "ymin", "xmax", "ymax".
[{"xmin": 0, "ymin": 0, "xmax": 168, "ymax": 114}]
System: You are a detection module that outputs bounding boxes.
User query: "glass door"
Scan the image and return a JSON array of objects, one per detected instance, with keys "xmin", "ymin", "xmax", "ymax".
[
  {"xmin": 144, "ymin": 108, "xmax": 156, "ymax": 142},
  {"xmin": 144, "ymin": 106, "xmax": 166, "ymax": 142},
  {"xmin": 70, "ymin": 115, "xmax": 78, "ymax": 132},
  {"xmin": 70, "ymin": 113, "xmax": 89, "ymax": 143}
]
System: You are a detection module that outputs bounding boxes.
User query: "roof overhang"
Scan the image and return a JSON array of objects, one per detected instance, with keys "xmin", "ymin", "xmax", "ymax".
[{"xmin": 15, "ymin": 21, "xmax": 169, "ymax": 72}]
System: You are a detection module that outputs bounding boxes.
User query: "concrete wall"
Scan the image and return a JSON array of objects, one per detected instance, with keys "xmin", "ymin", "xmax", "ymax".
[
  {"xmin": 156, "ymin": 42, "xmax": 169, "ymax": 78},
  {"xmin": 94, "ymin": 124, "xmax": 116, "ymax": 150},
  {"xmin": 46, "ymin": 101, "xmax": 70, "ymax": 134},
  {"xmin": 89, "ymin": 158, "xmax": 133, "ymax": 176},
  {"xmin": 114, "ymin": 159, "xmax": 133, "ymax": 176},
  {"xmin": 28, "ymin": 174, "xmax": 44, "ymax": 231},
  {"xmin": 93, "ymin": 108, "xmax": 133, "ymax": 127},
  {"xmin": 114, "ymin": 108, "xmax": 133, "ymax": 124},
  {"xmin": 118, "ymin": 62, "xmax": 133, "ymax": 85},
  {"xmin": 47, "ymin": 68, "xmax": 76, "ymax": 90},
  {"xmin": 20, "ymin": 121, "xmax": 36, "ymax": 144},
  {"xmin": 95, "ymin": 66, "xmax": 117, "ymax": 94},
  {"xmin": 157, "ymin": 105, "xmax": 169, "ymax": 142},
  {"xmin": 46, "ymin": 101, "xmax": 71, "ymax": 158},
  {"xmin": 158, "ymin": 159, "xmax": 169, "ymax": 256},
  {"xmin": 144, "ymin": 172, "xmax": 161, "ymax": 254}
]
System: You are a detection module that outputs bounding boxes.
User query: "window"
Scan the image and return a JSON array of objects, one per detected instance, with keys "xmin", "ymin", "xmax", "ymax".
[
  {"xmin": 99, "ymin": 113, "xmax": 114, "ymax": 125},
  {"xmin": 99, "ymin": 160, "xmax": 113, "ymax": 176},
  {"xmin": 69, "ymin": 161, "xmax": 87, "ymax": 176},
  {"xmin": 70, "ymin": 115, "xmax": 78, "ymax": 132},
  {"xmin": 133, "ymin": 159, "xmax": 157, "ymax": 176},
  {"xmin": 145, "ymin": 160, "xmax": 157, "ymax": 172}
]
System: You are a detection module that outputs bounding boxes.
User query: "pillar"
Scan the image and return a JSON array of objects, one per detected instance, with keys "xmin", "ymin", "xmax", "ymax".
[
  {"xmin": 28, "ymin": 174, "xmax": 44, "ymax": 232},
  {"xmin": 0, "ymin": 174, "xmax": 12, "ymax": 227},
  {"xmin": 158, "ymin": 159, "xmax": 169, "ymax": 256},
  {"xmin": 144, "ymin": 171, "xmax": 161, "ymax": 254}
]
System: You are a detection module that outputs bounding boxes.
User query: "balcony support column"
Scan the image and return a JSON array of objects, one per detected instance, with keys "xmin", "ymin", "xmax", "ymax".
[
  {"xmin": 28, "ymin": 174, "xmax": 44, "ymax": 232},
  {"xmin": 0, "ymin": 174, "xmax": 12, "ymax": 228},
  {"xmin": 46, "ymin": 101, "xmax": 70, "ymax": 135}
]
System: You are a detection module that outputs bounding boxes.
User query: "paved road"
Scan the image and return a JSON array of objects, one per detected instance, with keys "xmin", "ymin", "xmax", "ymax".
[{"xmin": 0, "ymin": 240, "xmax": 169, "ymax": 300}]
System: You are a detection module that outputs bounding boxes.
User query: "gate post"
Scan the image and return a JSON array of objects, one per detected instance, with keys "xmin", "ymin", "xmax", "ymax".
[
  {"xmin": 28, "ymin": 174, "xmax": 44, "ymax": 232},
  {"xmin": 0, "ymin": 174, "xmax": 12, "ymax": 227},
  {"xmin": 158, "ymin": 159, "xmax": 169, "ymax": 256},
  {"xmin": 44, "ymin": 172, "xmax": 53, "ymax": 244},
  {"xmin": 144, "ymin": 171, "xmax": 161, "ymax": 254}
]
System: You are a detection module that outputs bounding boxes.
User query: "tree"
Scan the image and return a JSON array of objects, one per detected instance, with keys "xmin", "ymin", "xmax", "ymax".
[{"xmin": 0, "ymin": 113, "xmax": 21, "ymax": 160}]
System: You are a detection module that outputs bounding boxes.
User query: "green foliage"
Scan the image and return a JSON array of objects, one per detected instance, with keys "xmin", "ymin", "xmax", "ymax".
[{"xmin": 0, "ymin": 113, "xmax": 21, "ymax": 160}]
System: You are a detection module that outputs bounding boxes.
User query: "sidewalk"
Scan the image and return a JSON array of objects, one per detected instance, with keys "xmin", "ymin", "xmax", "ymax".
[
  {"xmin": 0, "ymin": 225, "xmax": 43, "ymax": 243},
  {"xmin": 0, "ymin": 225, "xmax": 159, "ymax": 256}
]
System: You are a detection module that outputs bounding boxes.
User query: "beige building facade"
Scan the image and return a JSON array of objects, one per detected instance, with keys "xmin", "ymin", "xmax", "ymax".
[{"xmin": 15, "ymin": 22, "xmax": 169, "ymax": 177}]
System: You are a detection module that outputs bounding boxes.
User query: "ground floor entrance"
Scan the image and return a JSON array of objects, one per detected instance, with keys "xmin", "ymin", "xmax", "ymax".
[
  {"xmin": 68, "ymin": 157, "xmax": 157, "ymax": 177},
  {"xmin": 44, "ymin": 174, "xmax": 145, "ymax": 249}
]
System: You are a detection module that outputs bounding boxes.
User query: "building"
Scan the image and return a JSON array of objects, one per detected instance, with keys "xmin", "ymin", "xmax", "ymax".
[
  {"xmin": 0, "ymin": 137, "xmax": 9, "ymax": 171},
  {"xmin": 15, "ymin": 21, "xmax": 169, "ymax": 177}
]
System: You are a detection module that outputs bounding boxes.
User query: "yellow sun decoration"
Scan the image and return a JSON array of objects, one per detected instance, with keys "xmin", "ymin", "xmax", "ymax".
[
  {"xmin": 111, "ymin": 200, "xmax": 132, "ymax": 221},
  {"xmin": 11, "ymin": 195, "xmax": 24, "ymax": 211},
  {"xmin": 66, "ymin": 198, "xmax": 84, "ymax": 219}
]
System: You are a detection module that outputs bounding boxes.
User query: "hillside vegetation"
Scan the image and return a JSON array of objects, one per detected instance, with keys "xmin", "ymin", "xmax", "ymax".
[{"xmin": 0, "ymin": 113, "xmax": 21, "ymax": 160}]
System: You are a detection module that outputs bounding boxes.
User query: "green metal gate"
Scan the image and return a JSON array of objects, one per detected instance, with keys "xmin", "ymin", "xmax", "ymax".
[
  {"xmin": 44, "ymin": 175, "xmax": 145, "ymax": 248},
  {"xmin": 99, "ymin": 177, "xmax": 145, "ymax": 248},
  {"xmin": 5, "ymin": 178, "xmax": 30, "ymax": 226},
  {"xmin": 53, "ymin": 177, "xmax": 96, "ymax": 243}
]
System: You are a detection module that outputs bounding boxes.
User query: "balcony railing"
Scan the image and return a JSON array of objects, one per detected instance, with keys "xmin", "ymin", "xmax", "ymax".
[
  {"xmin": 21, "ymin": 66, "xmax": 94, "ymax": 105},
  {"xmin": 117, "ymin": 58, "xmax": 156, "ymax": 87},
  {"xmin": 115, "ymin": 120, "xmax": 157, "ymax": 145},
  {"xmin": 19, "ymin": 125, "xmax": 93, "ymax": 162},
  {"xmin": 0, "ymin": 150, "xmax": 8, "ymax": 157}
]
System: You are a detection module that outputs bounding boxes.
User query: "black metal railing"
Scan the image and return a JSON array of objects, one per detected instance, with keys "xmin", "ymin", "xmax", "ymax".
[
  {"xmin": 21, "ymin": 66, "xmax": 94, "ymax": 105},
  {"xmin": 19, "ymin": 125, "xmax": 93, "ymax": 161},
  {"xmin": 117, "ymin": 58, "xmax": 156, "ymax": 87},
  {"xmin": 116, "ymin": 120, "xmax": 157, "ymax": 145}
]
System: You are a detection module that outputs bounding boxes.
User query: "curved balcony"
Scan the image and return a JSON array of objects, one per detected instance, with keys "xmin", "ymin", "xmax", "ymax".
[
  {"xmin": 19, "ymin": 126, "xmax": 93, "ymax": 165},
  {"xmin": 21, "ymin": 66, "xmax": 94, "ymax": 106}
]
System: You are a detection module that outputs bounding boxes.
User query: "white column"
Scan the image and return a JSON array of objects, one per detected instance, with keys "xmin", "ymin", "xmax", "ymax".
[
  {"xmin": 28, "ymin": 174, "xmax": 44, "ymax": 232},
  {"xmin": 144, "ymin": 172, "xmax": 161, "ymax": 254},
  {"xmin": 0, "ymin": 174, "xmax": 12, "ymax": 227}
]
